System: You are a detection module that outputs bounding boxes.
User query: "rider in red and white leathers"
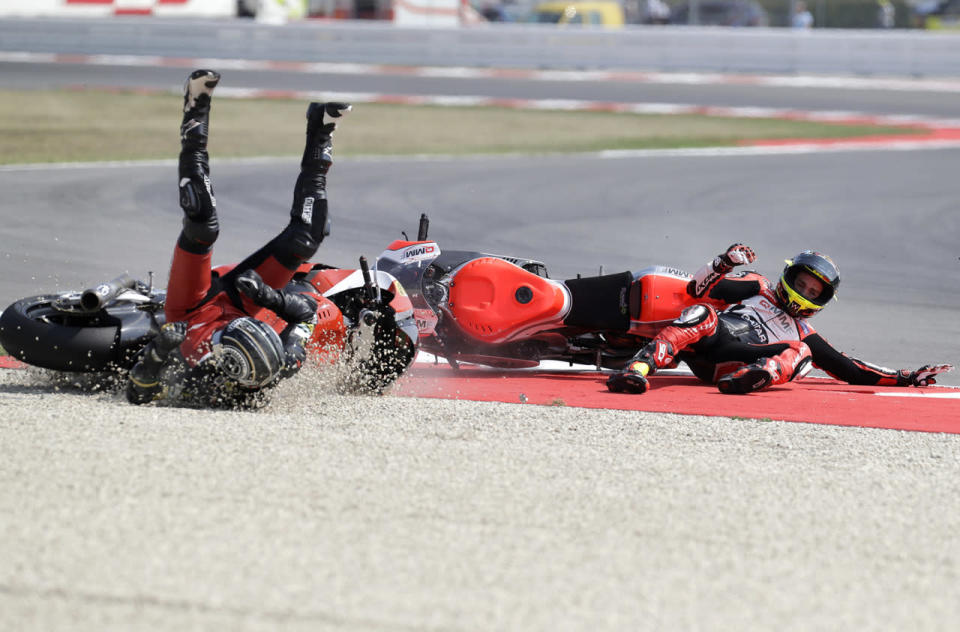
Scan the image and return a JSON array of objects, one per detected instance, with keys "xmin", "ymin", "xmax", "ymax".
[
  {"xmin": 607, "ymin": 244, "xmax": 952, "ymax": 395},
  {"xmin": 125, "ymin": 69, "xmax": 350, "ymax": 407}
]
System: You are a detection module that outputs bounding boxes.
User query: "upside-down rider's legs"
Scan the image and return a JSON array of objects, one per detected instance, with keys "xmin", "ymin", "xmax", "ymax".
[
  {"xmin": 219, "ymin": 102, "xmax": 351, "ymax": 314},
  {"xmin": 165, "ymin": 69, "xmax": 221, "ymax": 322}
]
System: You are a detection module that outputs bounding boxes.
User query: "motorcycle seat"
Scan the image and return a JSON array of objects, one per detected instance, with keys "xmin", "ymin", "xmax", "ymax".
[{"xmin": 448, "ymin": 257, "xmax": 570, "ymax": 344}]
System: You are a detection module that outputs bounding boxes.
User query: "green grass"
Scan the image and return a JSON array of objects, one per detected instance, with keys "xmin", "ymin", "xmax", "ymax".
[{"xmin": 0, "ymin": 88, "xmax": 920, "ymax": 164}]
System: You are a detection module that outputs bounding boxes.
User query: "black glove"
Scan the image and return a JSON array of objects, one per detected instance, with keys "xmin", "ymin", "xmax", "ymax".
[
  {"xmin": 713, "ymin": 243, "xmax": 756, "ymax": 273},
  {"xmin": 898, "ymin": 364, "xmax": 953, "ymax": 387},
  {"xmin": 235, "ymin": 269, "xmax": 318, "ymax": 324}
]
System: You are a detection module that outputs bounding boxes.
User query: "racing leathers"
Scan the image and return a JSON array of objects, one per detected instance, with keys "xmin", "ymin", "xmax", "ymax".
[
  {"xmin": 125, "ymin": 69, "xmax": 350, "ymax": 407},
  {"xmin": 607, "ymin": 244, "xmax": 952, "ymax": 395}
]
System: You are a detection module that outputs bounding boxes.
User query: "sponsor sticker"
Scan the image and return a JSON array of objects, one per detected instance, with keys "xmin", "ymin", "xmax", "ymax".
[
  {"xmin": 398, "ymin": 243, "xmax": 440, "ymax": 263},
  {"xmin": 413, "ymin": 308, "xmax": 438, "ymax": 335},
  {"xmin": 301, "ymin": 197, "xmax": 314, "ymax": 224}
]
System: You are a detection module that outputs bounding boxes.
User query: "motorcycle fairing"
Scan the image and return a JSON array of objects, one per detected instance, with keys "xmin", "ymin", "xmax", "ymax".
[
  {"xmin": 446, "ymin": 257, "xmax": 571, "ymax": 344},
  {"xmin": 627, "ymin": 266, "xmax": 727, "ymax": 338},
  {"xmin": 382, "ymin": 240, "xmax": 442, "ymax": 265},
  {"xmin": 297, "ymin": 265, "xmax": 415, "ymax": 320}
]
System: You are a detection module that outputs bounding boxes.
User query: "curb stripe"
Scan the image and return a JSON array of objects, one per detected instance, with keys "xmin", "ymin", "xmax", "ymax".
[{"xmin": 3, "ymin": 51, "xmax": 960, "ymax": 94}]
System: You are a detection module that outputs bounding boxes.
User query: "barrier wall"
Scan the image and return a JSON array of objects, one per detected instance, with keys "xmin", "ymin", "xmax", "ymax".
[
  {"xmin": 0, "ymin": 0, "xmax": 236, "ymax": 17},
  {"xmin": 392, "ymin": 0, "xmax": 460, "ymax": 27},
  {"xmin": 0, "ymin": 16, "xmax": 958, "ymax": 77}
]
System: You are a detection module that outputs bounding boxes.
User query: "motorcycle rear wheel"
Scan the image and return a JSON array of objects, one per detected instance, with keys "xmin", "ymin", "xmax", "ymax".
[{"xmin": 0, "ymin": 295, "xmax": 124, "ymax": 372}]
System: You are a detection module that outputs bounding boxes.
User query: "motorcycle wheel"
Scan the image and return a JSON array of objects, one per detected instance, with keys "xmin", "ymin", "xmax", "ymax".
[{"xmin": 0, "ymin": 295, "xmax": 123, "ymax": 372}]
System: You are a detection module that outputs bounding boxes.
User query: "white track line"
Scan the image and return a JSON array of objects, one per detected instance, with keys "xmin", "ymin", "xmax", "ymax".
[{"xmin": 4, "ymin": 51, "xmax": 960, "ymax": 94}]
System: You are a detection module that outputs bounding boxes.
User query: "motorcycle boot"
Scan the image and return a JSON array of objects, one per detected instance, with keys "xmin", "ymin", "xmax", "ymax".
[
  {"xmin": 717, "ymin": 360, "xmax": 777, "ymax": 395},
  {"xmin": 275, "ymin": 102, "xmax": 351, "ymax": 269},
  {"xmin": 178, "ymin": 69, "xmax": 221, "ymax": 254},
  {"xmin": 605, "ymin": 340, "xmax": 671, "ymax": 394},
  {"xmin": 717, "ymin": 341, "xmax": 812, "ymax": 395},
  {"xmin": 606, "ymin": 358, "xmax": 653, "ymax": 394}
]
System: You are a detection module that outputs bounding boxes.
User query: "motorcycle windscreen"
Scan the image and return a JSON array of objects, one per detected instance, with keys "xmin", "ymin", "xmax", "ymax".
[{"xmin": 447, "ymin": 257, "xmax": 569, "ymax": 344}]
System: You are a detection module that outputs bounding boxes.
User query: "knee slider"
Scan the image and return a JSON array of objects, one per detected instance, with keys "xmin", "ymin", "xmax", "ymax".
[
  {"xmin": 181, "ymin": 216, "xmax": 219, "ymax": 249},
  {"xmin": 674, "ymin": 304, "xmax": 714, "ymax": 328},
  {"xmin": 179, "ymin": 174, "xmax": 216, "ymax": 222},
  {"xmin": 787, "ymin": 342, "xmax": 814, "ymax": 382},
  {"xmin": 274, "ymin": 223, "xmax": 320, "ymax": 268},
  {"xmin": 790, "ymin": 356, "xmax": 813, "ymax": 382}
]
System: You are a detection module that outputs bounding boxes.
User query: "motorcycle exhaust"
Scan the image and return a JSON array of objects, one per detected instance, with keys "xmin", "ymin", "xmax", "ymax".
[{"xmin": 80, "ymin": 274, "xmax": 136, "ymax": 312}]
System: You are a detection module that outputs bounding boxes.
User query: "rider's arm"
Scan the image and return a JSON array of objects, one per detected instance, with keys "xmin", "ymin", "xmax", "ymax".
[
  {"xmin": 233, "ymin": 269, "xmax": 318, "ymax": 379},
  {"xmin": 805, "ymin": 332, "xmax": 951, "ymax": 386},
  {"xmin": 234, "ymin": 269, "xmax": 318, "ymax": 324},
  {"xmin": 686, "ymin": 243, "xmax": 758, "ymax": 299}
]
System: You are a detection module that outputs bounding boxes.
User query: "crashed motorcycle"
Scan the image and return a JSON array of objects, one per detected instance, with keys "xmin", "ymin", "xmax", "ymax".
[
  {"xmin": 0, "ymin": 258, "xmax": 418, "ymax": 393},
  {"xmin": 375, "ymin": 215, "xmax": 726, "ymax": 373}
]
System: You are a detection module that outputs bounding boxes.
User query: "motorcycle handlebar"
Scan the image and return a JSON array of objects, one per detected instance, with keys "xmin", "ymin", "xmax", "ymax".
[
  {"xmin": 359, "ymin": 256, "xmax": 377, "ymax": 304},
  {"xmin": 417, "ymin": 213, "xmax": 429, "ymax": 241},
  {"xmin": 80, "ymin": 274, "xmax": 137, "ymax": 312}
]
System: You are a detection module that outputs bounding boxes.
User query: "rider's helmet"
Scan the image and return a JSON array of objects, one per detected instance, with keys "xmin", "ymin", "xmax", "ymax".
[
  {"xmin": 211, "ymin": 317, "xmax": 285, "ymax": 389},
  {"xmin": 774, "ymin": 250, "xmax": 840, "ymax": 318}
]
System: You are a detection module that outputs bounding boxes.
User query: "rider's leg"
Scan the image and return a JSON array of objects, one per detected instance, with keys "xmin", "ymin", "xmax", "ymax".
[
  {"xmin": 223, "ymin": 102, "xmax": 348, "ymax": 300},
  {"xmin": 607, "ymin": 304, "xmax": 719, "ymax": 394},
  {"xmin": 717, "ymin": 340, "xmax": 813, "ymax": 394},
  {"xmin": 638, "ymin": 304, "xmax": 720, "ymax": 373},
  {"xmin": 166, "ymin": 69, "xmax": 221, "ymax": 321}
]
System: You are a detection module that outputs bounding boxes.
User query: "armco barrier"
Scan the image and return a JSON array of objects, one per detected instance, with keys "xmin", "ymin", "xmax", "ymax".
[{"xmin": 0, "ymin": 16, "xmax": 958, "ymax": 77}]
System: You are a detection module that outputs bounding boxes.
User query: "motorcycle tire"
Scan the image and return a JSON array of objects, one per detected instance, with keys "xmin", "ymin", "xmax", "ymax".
[{"xmin": 0, "ymin": 295, "xmax": 125, "ymax": 372}]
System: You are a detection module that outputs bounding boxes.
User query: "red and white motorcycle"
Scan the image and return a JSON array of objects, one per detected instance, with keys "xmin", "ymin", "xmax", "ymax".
[{"xmin": 375, "ymin": 215, "xmax": 727, "ymax": 371}]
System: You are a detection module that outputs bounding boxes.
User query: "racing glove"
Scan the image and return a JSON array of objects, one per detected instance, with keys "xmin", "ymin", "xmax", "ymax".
[
  {"xmin": 279, "ymin": 320, "xmax": 315, "ymax": 379},
  {"xmin": 712, "ymin": 243, "xmax": 756, "ymax": 273},
  {"xmin": 896, "ymin": 364, "xmax": 953, "ymax": 387},
  {"xmin": 235, "ymin": 269, "xmax": 318, "ymax": 324}
]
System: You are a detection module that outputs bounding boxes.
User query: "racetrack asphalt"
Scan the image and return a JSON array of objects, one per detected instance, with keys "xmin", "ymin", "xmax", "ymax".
[{"xmin": 2, "ymin": 366, "xmax": 960, "ymax": 631}]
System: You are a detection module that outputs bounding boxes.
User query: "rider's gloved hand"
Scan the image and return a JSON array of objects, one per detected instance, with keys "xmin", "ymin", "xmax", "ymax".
[
  {"xmin": 606, "ymin": 361, "xmax": 652, "ymax": 394},
  {"xmin": 713, "ymin": 243, "xmax": 756, "ymax": 273},
  {"xmin": 235, "ymin": 269, "xmax": 318, "ymax": 324},
  {"xmin": 898, "ymin": 364, "xmax": 953, "ymax": 387},
  {"xmin": 279, "ymin": 320, "xmax": 315, "ymax": 379}
]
